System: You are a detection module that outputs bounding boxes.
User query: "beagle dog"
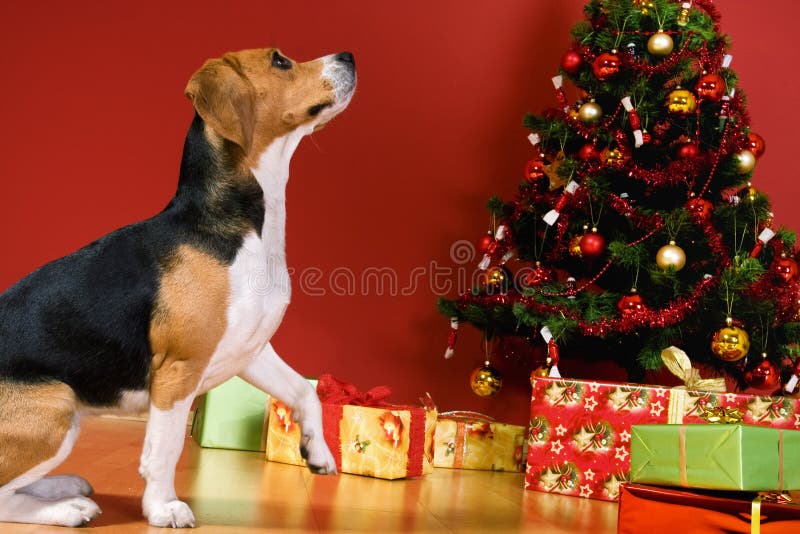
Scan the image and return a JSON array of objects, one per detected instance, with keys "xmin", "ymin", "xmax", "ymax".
[{"xmin": 0, "ymin": 47, "xmax": 356, "ymax": 528}]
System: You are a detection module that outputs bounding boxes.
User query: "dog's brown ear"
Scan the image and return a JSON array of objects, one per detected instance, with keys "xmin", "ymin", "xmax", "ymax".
[{"xmin": 185, "ymin": 58, "xmax": 255, "ymax": 154}]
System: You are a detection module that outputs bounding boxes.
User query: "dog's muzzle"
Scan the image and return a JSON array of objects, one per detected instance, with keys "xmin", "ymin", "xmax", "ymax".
[{"xmin": 323, "ymin": 51, "xmax": 357, "ymax": 108}]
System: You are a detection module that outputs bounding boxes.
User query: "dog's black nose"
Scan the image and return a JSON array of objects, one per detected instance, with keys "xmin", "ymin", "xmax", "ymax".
[{"xmin": 335, "ymin": 51, "xmax": 355, "ymax": 67}]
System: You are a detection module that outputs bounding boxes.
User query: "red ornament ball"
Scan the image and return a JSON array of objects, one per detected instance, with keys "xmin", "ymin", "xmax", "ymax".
[
  {"xmin": 744, "ymin": 355, "xmax": 781, "ymax": 392},
  {"xmin": 686, "ymin": 197, "xmax": 713, "ymax": 220},
  {"xmin": 774, "ymin": 255, "xmax": 799, "ymax": 282},
  {"xmin": 525, "ymin": 157, "xmax": 545, "ymax": 184},
  {"xmin": 560, "ymin": 49, "xmax": 583, "ymax": 75},
  {"xmin": 524, "ymin": 261, "xmax": 555, "ymax": 287},
  {"xmin": 675, "ymin": 142, "xmax": 701, "ymax": 160},
  {"xmin": 747, "ymin": 132, "xmax": 766, "ymax": 159},
  {"xmin": 579, "ymin": 229, "xmax": 606, "ymax": 258},
  {"xmin": 695, "ymin": 73, "xmax": 726, "ymax": 102},
  {"xmin": 578, "ymin": 143, "xmax": 601, "ymax": 162},
  {"xmin": 477, "ymin": 232, "xmax": 494, "ymax": 254},
  {"xmin": 617, "ymin": 290, "xmax": 646, "ymax": 316},
  {"xmin": 592, "ymin": 52, "xmax": 621, "ymax": 81}
]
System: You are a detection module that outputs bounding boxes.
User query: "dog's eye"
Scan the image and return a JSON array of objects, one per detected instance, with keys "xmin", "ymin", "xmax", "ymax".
[{"xmin": 271, "ymin": 51, "xmax": 292, "ymax": 71}]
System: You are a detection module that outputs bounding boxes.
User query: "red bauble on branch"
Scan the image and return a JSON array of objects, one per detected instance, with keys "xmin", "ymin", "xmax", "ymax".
[
  {"xmin": 579, "ymin": 228, "xmax": 606, "ymax": 258},
  {"xmin": 617, "ymin": 289, "xmax": 646, "ymax": 316},
  {"xmin": 675, "ymin": 141, "xmax": 701, "ymax": 160},
  {"xmin": 686, "ymin": 197, "xmax": 713, "ymax": 219},
  {"xmin": 578, "ymin": 143, "xmax": 601, "ymax": 162},
  {"xmin": 560, "ymin": 49, "xmax": 583, "ymax": 75},
  {"xmin": 747, "ymin": 132, "xmax": 766, "ymax": 159},
  {"xmin": 524, "ymin": 261, "xmax": 555, "ymax": 287},
  {"xmin": 525, "ymin": 157, "xmax": 545, "ymax": 184},
  {"xmin": 744, "ymin": 354, "xmax": 781, "ymax": 392},
  {"xmin": 773, "ymin": 254, "xmax": 799, "ymax": 282},
  {"xmin": 477, "ymin": 231, "xmax": 494, "ymax": 254},
  {"xmin": 592, "ymin": 52, "xmax": 621, "ymax": 81},
  {"xmin": 695, "ymin": 72, "xmax": 726, "ymax": 102}
]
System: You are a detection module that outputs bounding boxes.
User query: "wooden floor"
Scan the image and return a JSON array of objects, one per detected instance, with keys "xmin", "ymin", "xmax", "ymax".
[{"xmin": 1, "ymin": 417, "xmax": 619, "ymax": 533}]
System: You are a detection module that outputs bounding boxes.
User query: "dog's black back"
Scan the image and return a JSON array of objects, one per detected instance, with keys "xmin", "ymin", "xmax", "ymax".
[{"xmin": 0, "ymin": 115, "xmax": 264, "ymax": 406}]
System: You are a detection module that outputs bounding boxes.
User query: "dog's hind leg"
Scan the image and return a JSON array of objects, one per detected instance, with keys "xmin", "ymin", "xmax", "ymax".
[
  {"xmin": 16, "ymin": 474, "xmax": 93, "ymax": 499},
  {"xmin": 239, "ymin": 342, "xmax": 337, "ymax": 474},
  {"xmin": 0, "ymin": 381, "xmax": 101, "ymax": 526}
]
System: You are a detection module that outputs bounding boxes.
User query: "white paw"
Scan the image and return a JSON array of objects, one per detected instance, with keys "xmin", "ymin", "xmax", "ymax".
[
  {"xmin": 301, "ymin": 434, "xmax": 338, "ymax": 475},
  {"xmin": 42, "ymin": 496, "xmax": 101, "ymax": 527},
  {"xmin": 18, "ymin": 475, "xmax": 93, "ymax": 500},
  {"xmin": 147, "ymin": 499, "xmax": 196, "ymax": 528}
]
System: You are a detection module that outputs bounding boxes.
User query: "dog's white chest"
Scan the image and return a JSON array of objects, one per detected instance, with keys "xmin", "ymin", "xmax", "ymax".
[{"xmin": 200, "ymin": 231, "xmax": 290, "ymax": 391}]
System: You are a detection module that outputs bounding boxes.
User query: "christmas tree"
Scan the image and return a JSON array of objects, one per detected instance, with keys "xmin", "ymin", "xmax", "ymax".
[{"xmin": 438, "ymin": 0, "xmax": 800, "ymax": 396}]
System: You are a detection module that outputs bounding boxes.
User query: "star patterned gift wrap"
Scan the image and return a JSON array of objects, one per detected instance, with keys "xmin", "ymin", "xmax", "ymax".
[
  {"xmin": 266, "ymin": 375, "xmax": 437, "ymax": 480},
  {"xmin": 432, "ymin": 413, "xmax": 527, "ymax": 472},
  {"xmin": 525, "ymin": 375, "xmax": 800, "ymax": 501}
]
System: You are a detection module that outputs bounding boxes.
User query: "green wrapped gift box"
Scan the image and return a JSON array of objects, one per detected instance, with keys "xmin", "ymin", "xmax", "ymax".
[
  {"xmin": 191, "ymin": 377, "xmax": 269, "ymax": 451},
  {"xmin": 630, "ymin": 424, "xmax": 800, "ymax": 491}
]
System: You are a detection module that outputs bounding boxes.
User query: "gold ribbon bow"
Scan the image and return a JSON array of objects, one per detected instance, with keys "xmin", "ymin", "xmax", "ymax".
[
  {"xmin": 662, "ymin": 347, "xmax": 727, "ymax": 392},
  {"xmin": 662, "ymin": 347, "xmax": 727, "ymax": 424}
]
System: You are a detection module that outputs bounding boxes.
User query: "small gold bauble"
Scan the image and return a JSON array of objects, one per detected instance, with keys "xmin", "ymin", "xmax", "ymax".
[
  {"xmin": 647, "ymin": 30, "xmax": 674, "ymax": 57},
  {"xmin": 656, "ymin": 240, "xmax": 686, "ymax": 271},
  {"xmin": 532, "ymin": 365, "xmax": 551, "ymax": 379},
  {"xmin": 710, "ymin": 318, "xmax": 750, "ymax": 362},
  {"xmin": 602, "ymin": 147, "xmax": 625, "ymax": 166},
  {"xmin": 569, "ymin": 235, "xmax": 583, "ymax": 257},
  {"xmin": 578, "ymin": 101, "xmax": 603, "ymax": 124},
  {"xmin": 485, "ymin": 266, "xmax": 508, "ymax": 289},
  {"xmin": 666, "ymin": 88, "xmax": 697, "ymax": 116},
  {"xmin": 734, "ymin": 149, "xmax": 757, "ymax": 175},
  {"xmin": 470, "ymin": 363, "xmax": 503, "ymax": 397}
]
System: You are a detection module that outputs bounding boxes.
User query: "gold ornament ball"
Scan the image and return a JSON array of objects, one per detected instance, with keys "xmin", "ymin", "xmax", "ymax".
[
  {"xmin": 578, "ymin": 101, "xmax": 603, "ymax": 124},
  {"xmin": 656, "ymin": 241, "xmax": 686, "ymax": 271},
  {"xmin": 485, "ymin": 266, "xmax": 508, "ymax": 289},
  {"xmin": 647, "ymin": 31, "xmax": 674, "ymax": 56},
  {"xmin": 711, "ymin": 320, "xmax": 750, "ymax": 362},
  {"xmin": 569, "ymin": 235, "xmax": 584, "ymax": 257},
  {"xmin": 734, "ymin": 149, "xmax": 757, "ymax": 175},
  {"xmin": 666, "ymin": 88, "xmax": 697, "ymax": 116},
  {"xmin": 470, "ymin": 363, "xmax": 503, "ymax": 397}
]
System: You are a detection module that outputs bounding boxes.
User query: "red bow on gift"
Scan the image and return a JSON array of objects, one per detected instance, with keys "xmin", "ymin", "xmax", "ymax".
[{"xmin": 316, "ymin": 374, "xmax": 393, "ymax": 406}]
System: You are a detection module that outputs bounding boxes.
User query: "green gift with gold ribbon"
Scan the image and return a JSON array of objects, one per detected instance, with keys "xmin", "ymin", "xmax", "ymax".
[
  {"xmin": 630, "ymin": 424, "xmax": 800, "ymax": 491},
  {"xmin": 191, "ymin": 377, "xmax": 270, "ymax": 451}
]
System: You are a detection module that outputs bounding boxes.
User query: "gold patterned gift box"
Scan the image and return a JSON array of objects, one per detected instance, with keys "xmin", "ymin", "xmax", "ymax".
[
  {"xmin": 433, "ymin": 412, "xmax": 527, "ymax": 472},
  {"xmin": 266, "ymin": 374, "xmax": 437, "ymax": 480}
]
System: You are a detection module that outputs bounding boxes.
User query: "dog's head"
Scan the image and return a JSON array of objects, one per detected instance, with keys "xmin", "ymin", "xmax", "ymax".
[{"xmin": 185, "ymin": 48, "xmax": 356, "ymax": 161}]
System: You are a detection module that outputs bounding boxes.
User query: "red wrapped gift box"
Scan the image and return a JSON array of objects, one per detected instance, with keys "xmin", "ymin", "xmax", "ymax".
[
  {"xmin": 618, "ymin": 483, "xmax": 800, "ymax": 533},
  {"xmin": 525, "ymin": 370, "xmax": 800, "ymax": 501}
]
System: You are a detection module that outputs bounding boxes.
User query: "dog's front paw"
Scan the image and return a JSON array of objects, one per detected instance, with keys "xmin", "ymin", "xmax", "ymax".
[
  {"xmin": 300, "ymin": 433, "xmax": 337, "ymax": 475},
  {"xmin": 146, "ymin": 499, "xmax": 196, "ymax": 528}
]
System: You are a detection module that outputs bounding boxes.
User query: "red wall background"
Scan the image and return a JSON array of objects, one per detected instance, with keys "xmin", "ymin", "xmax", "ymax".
[{"xmin": 1, "ymin": 1, "xmax": 799, "ymax": 424}]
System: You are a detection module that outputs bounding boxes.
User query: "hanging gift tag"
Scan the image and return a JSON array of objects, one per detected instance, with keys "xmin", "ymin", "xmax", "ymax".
[{"xmin": 540, "ymin": 326, "xmax": 553, "ymax": 344}]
